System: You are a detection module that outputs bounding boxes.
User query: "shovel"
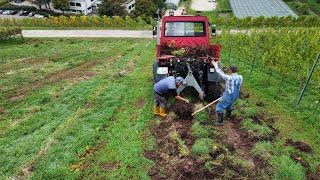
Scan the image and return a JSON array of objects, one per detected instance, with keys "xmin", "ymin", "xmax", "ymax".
[{"xmin": 192, "ymin": 97, "xmax": 221, "ymax": 116}]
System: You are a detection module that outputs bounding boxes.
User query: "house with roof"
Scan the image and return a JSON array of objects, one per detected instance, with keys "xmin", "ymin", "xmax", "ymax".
[{"xmin": 68, "ymin": 0, "xmax": 135, "ymax": 15}]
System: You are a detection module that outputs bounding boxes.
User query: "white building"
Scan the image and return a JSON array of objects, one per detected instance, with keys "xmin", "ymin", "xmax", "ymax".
[
  {"xmin": 68, "ymin": 0, "xmax": 98, "ymax": 15},
  {"xmin": 123, "ymin": 0, "xmax": 135, "ymax": 13},
  {"xmin": 94, "ymin": 0, "xmax": 136, "ymax": 13}
]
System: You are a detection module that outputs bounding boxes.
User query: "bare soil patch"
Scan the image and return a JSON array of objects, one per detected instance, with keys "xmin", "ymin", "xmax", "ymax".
[
  {"xmin": 135, "ymin": 97, "xmax": 145, "ymax": 109},
  {"xmin": 145, "ymin": 111, "xmax": 276, "ymax": 179},
  {"xmin": 285, "ymin": 139, "xmax": 313, "ymax": 154},
  {"xmin": 171, "ymin": 100, "xmax": 194, "ymax": 119},
  {"xmin": 101, "ymin": 162, "xmax": 120, "ymax": 171}
]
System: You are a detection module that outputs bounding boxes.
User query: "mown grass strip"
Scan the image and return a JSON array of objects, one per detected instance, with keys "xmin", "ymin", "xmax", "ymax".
[
  {"xmin": 0, "ymin": 39, "xmax": 148, "ymax": 178},
  {"xmin": 26, "ymin": 41, "xmax": 154, "ymax": 179}
]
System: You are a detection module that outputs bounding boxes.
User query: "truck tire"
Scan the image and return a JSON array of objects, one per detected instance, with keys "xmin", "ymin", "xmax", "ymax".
[{"xmin": 205, "ymin": 82, "xmax": 223, "ymax": 102}]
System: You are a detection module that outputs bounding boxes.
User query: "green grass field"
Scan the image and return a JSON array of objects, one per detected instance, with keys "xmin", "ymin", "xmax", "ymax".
[{"xmin": 0, "ymin": 38, "xmax": 319, "ymax": 178}]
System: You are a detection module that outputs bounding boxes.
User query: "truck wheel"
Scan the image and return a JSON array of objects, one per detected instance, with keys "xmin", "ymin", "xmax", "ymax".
[{"xmin": 205, "ymin": 82, "xmax": 223, "ymax": 102}]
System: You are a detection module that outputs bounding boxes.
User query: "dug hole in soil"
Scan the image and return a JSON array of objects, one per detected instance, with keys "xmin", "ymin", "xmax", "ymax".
[{"xmin": 145, "ymin": 96, "xmax": 283, "ymax": 179}]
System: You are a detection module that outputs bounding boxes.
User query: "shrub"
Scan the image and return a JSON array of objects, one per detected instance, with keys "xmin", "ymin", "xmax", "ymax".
[
  {"xmin": 0, "ymin": 28, "xmax": 23, "ymax": 42},
  {"xmin": 0, "ymin": 15, "xmax": 151, "ymax": 29},
  {"xmin": 0, "ymin": 4, "xmax": 37, "ymax": 11}
]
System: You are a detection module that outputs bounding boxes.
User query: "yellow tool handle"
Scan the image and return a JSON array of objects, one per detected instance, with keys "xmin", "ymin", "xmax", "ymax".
[{"xmin": 192, "ymin": 97, "xmax": 221, "ymax": 116}]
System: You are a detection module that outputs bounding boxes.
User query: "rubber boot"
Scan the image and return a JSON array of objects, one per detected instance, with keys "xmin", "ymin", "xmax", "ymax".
[
  {"xmin": 215, "ymin": 113, "xmax": 224, "ymax": 126},
  {"xmin": 226, "ymin": 110, "xmax": 232, "ymax": 118},
  {"xmin": 159, "ymin": 107, "xmax": 168, "ymax": 117},
  {"xmin": 153, "ymin": 105, "xmax": 160, "ymax": 116}
]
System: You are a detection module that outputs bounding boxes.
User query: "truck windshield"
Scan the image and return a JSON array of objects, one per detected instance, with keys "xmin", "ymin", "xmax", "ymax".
[{"xmin": 165, "ymin": 22, "xmax": 205, "ymax": 37}]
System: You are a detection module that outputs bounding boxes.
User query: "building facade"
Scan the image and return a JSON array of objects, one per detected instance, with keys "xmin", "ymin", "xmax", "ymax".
[
  {"xmin": 123, "ymin": 0, "xmax": 135, "ymax": 13},
  {"xmin": 68, "ymin": 0, "xmax": 98, "ymax": 15},
  {"xmin": 67, "ymin": 0, "xmax": 135, "ymax": 15}
]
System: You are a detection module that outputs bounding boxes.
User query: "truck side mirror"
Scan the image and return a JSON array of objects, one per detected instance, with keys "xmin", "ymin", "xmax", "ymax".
[
  {"xmin": 211, "ymin": 24, "xmax": 216, "ymax": 35},
  {"xmin": 152, "ymin": 26, "xmax": 157, "ymax": 36}
]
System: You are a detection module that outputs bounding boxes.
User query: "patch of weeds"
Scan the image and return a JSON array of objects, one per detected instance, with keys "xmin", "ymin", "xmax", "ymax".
[
  {"xmin": 190, "ymin": 121, "xmax": 212, "ymax": 138},
  {"xmin": 235, "ymin": 98, "xmax": 248, "ymax": 108},
  {"xmin": 242, "ymin": 118, "xmax": 272, "ymax": 136},
  {"xmin": 194, "ymin": 111, "xmax": 209, "ymax": 124},
  {"xmin": 205, "ymin": 154, "xmax": 225, "ymax": 171},
  {"xmin": 38, "ymin": 95, "xmax": 52, "ymax": 105},
  {"xmin": 192, "ymin": 138, "xmax": 214, "ymax": 156},
  {"xmin": 242, "ymin": 107, "xmax": 257, "ymax": 118},
  {"xmin": 169, "ymin": 131, "xmax": 190, "ymax": 157},
  {"xmin": 143, "ymin": 130, "xmax": 156, "ymax": 151},
  {"xmin": 228, "ymin": 154, "xmax": 254, "ymax": 170},
  {"xmin": 271, "ymin": 155, "xmax": 305, "ymax": 180},
  {"xmin": 251, "ymin": 141, "xmax": 273, "ymax": 160}
]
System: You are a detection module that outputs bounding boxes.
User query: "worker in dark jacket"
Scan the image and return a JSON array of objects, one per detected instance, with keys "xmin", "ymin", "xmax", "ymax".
[
  {"xmin": 154, "ymin": 76, "xmax": 190, "ymax": 117},
  {"xmin": 212, "ymin": 62, "xmax": 243, "ymax": 125}
]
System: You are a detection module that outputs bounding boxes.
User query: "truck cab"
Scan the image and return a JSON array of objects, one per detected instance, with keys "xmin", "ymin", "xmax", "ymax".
[{"xmin": 153, "ymin": 13, "xmax": 222, "ymax": 101}]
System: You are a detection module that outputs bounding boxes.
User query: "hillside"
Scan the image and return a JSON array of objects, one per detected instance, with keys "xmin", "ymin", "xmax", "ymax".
[{"xmin": 0, "ymin": 35, "xmax": 319, "ymax": 178}]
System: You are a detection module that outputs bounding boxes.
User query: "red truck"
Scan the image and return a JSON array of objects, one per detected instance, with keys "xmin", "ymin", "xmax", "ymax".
[{"xmin": 153, "ymin": 13, "xmax": 222, "ymax": 102}]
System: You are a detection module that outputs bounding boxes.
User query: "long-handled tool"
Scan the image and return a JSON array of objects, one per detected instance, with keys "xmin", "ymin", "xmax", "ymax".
[{"xmin": 192, "ymin": 97, "xmax": 221, "ymax": 116}]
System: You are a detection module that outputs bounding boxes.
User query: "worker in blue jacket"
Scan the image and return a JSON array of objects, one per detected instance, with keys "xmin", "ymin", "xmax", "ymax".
[
  {"xmin": 153, "ymin": 76, "xmax": 190, "ymax": 117},
  {"xmin": 212, "ymin": 61, "xmax": 243, "ymax": 125}
]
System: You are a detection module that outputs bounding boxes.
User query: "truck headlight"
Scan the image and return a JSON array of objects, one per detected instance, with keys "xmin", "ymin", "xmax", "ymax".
[{"xmin": 157, "ymin": 67, "xmax": 168, "ymax": 75}]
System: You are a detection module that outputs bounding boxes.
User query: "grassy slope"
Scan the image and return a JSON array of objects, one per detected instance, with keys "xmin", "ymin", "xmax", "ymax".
[
  {"xmin": 0, "ymin": 38, "xmax": 154, "ymax": 179},
  {"xmin": 0, "ymin": 38, "xmax": 319, "ymax": 178}
]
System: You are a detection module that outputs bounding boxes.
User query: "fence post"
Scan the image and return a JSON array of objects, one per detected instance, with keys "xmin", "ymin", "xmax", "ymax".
[
  {"xmin": 295, "ymin": 52, "xmax": 320, "ymax": 105},
  {"xmin": 250, "ymin": 40, "xmax": 260, "ymax": 76},
  {"xmin": 227, "ymin": 31, "xmax": 232, "ymax": 64}
]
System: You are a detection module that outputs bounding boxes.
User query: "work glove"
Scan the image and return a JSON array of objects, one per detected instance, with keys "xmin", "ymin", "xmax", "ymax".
[{"xmin": 212, "ymin": 61, "xmax": 218, "ymax": 69}]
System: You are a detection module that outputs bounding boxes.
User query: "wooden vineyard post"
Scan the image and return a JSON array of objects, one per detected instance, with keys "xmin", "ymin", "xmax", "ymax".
[
  {"xmin": 250, "ymin": 40, "xmax": 260, "ymax": 77},
  {"xmin": 227, "ymin": 31, "xmax": 232, "ymax": 64},
  {"xmin": 295, "ymin": 52, "xmax": 320, "ymax": 105}
]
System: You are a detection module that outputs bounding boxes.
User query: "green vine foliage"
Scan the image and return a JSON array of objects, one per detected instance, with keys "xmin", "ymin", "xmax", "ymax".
[{"xmin": 217, "ymin": 28, "xmax": 320, "ymax": 89}]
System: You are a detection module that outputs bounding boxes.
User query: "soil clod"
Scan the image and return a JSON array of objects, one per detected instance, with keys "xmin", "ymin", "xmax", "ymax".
[
  {"xmin": 171, "ymin": 100, "xmax": 194, "ymax": 118},
  {"xmin": 290, "ymin": 154, "xmax": 310, "ymax": 168},
  {"xmin": 285, "ymin": 139, "xmax": 313, "ymax": 154}
]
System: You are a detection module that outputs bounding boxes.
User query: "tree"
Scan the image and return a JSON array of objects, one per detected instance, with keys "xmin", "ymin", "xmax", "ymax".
[
  {"xmin": 130, "ymin": 0, "xmax": 165, "ymax": 19},
  {"xmin": 99, "ymin": 0, "xmax": 126, "ymax": 17},
  {"xmin": 33, "ymin": 0, "xmax": 44, "ymax": 9},
  {"xmin": 153, "ymin": 0, "xmax": 165, "ymax": 10},
  {"xmin": 52, "ymin": 0, "xmax": 69, "ymax": 14}
]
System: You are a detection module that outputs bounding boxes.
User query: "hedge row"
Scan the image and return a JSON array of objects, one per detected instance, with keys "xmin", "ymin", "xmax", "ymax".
[
  {"xmin": 0, "ymin": 15, "xmax": 152, "ymax": 29},
  {"xmin": 0, "ymin": 28, "xmax": 22, "ymax": 42},
  {"xmin": 214, "ymin": 15, "xmax": 320, "ymax": 28},
  {"xmin": 0, "ymin": 3, "xmax": 37, "ymax": 11}
]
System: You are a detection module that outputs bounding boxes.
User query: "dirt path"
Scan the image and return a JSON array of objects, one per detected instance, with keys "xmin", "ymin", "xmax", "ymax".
[
  {"xmin": 22, "ymin": 30, "xmax": 153, "ymax": 38},
  {"xmin": 191, "ymin": 0, "xmax": 217, "ymax": 11}
]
